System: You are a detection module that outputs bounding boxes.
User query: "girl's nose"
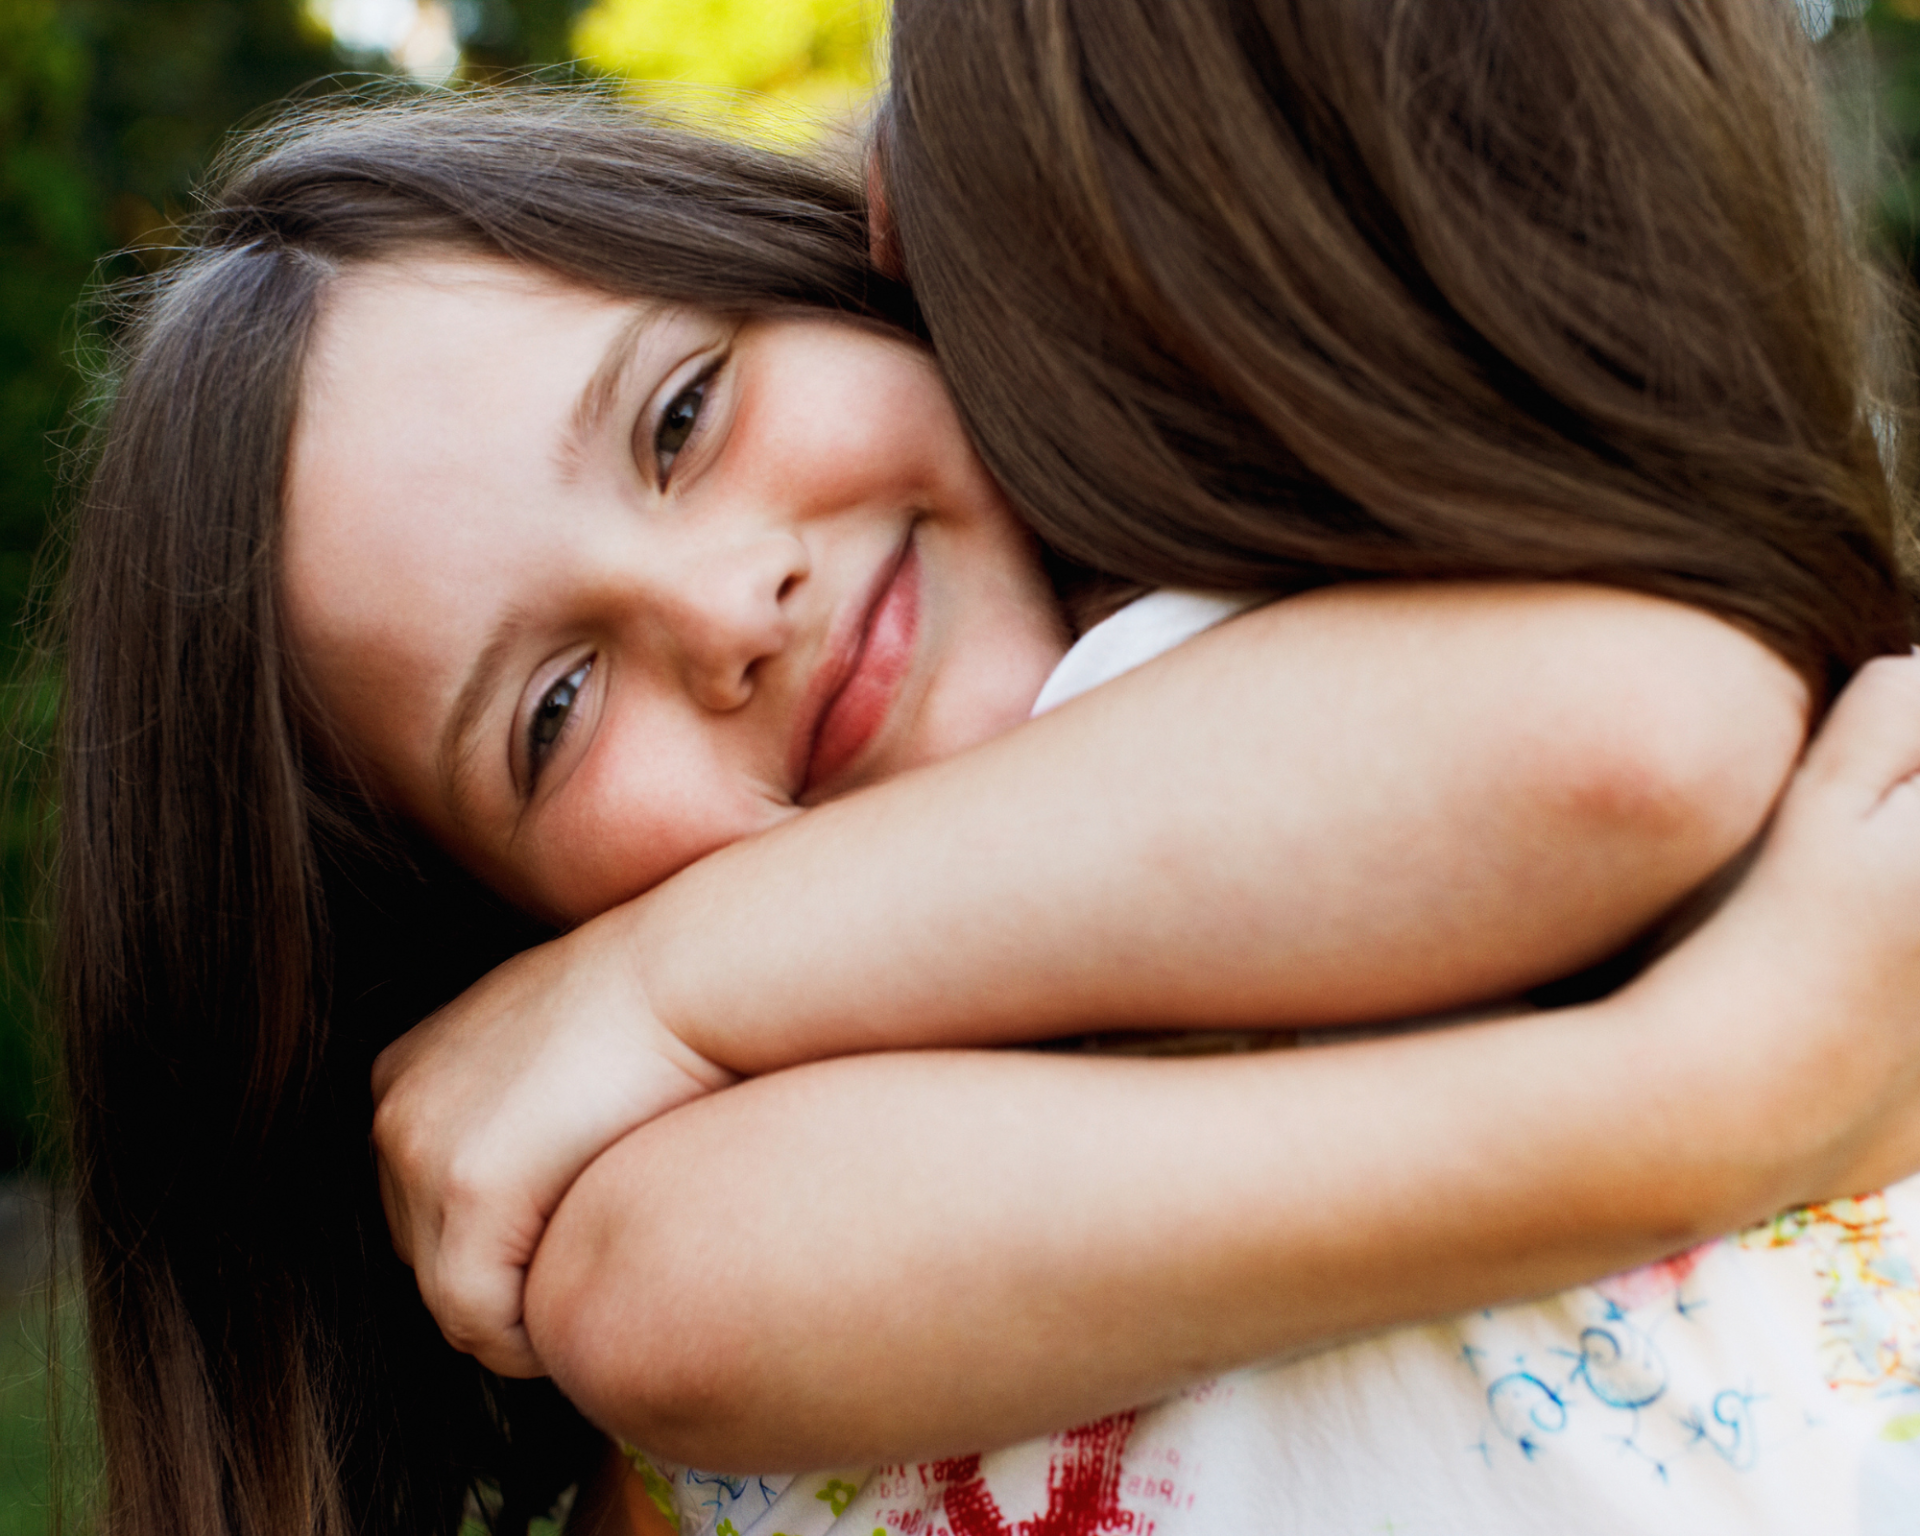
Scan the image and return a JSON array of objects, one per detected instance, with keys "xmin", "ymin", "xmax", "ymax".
[{"xmin": 655, "ymin": 531, "xmax": 809, "ymax": 711}]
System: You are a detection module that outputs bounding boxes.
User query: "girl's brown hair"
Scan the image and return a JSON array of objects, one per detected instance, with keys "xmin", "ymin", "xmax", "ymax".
[
  {"xmin": 58, "ymin": 93, "xmax": 914, "ymax": 1536},
  {"xmin": 880, "ymin": 0, "xmax": 1918, "ymax": 697}
]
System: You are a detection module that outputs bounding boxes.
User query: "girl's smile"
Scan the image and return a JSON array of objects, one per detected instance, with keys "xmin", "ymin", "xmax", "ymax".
[
  {"xmin": 283, "ymin": 256, "xmax": 1069, "ymax": 925},
  {"xmin": 798, "ymin": 537, "xmax": 922, "ymax": 796}
]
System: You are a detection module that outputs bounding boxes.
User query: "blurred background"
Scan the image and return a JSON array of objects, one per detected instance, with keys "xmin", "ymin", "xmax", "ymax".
[{"xmin": 0, "ymin": 0, "xmax": 1918, "ymax": 1530}]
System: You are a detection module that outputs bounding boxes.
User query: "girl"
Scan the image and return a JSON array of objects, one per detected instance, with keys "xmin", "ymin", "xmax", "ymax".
[{"xmin": 49, "ymin": 10, "xmax": 1919, "ymax": 1536}]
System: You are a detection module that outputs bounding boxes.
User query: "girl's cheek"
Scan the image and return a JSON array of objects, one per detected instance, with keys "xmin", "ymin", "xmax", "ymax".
[{"xmin": 531, "ymin": 762, "xmax": 790, "ymax": 923}]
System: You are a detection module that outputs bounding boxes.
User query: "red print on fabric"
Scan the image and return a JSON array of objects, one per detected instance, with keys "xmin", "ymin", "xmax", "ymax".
[
  {"xmin": 933, "ymin": 1413, "xmax": 1141, "ymax": 1536},
  {"xmin": 1593, "ymin": 1241, "xmax": 1714, "ymax": 1312}
]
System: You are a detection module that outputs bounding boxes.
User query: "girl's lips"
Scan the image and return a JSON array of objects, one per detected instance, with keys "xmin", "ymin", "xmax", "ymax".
[{"xmin": 801, "ymin": 541, "xmax": 920, "ymax": 797}]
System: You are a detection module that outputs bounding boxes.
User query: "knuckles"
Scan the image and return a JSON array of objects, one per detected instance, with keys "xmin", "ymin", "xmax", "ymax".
[
  {"xmin": 369, "ymin": 1082, "xmax": 439, "ymax": 1182},
  {"xmin": 441, "ymin": 1147, "xmax": 513, "ymax": 1228}
]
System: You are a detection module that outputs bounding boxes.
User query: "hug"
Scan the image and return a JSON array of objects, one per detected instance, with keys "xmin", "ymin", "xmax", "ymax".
[{"xmin": 53, "ymin": 2, "xmax": 1920, "ymax": 1534}]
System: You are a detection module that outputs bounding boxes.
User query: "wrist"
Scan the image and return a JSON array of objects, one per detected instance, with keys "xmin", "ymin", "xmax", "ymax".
[
  {"xmin": 564, "ymin": 897, "xmax": 736, "ymax": 1090},
  {"xmin": 1605, "ymin": 943, "xmax": 1823, "ymax": 1235},
  {"xmin": 608, "ymin": 840, "xmax": 839, "ymax": 1076}
]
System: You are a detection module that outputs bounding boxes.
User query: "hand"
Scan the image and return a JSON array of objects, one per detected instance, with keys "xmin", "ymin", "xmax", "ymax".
[
  {"xmin": 371, "ymin": 906, "xmax": 735, "ymax": 1376},
  {"xmin": 1634, "ymin": 651, "xmax": 1920, "ymax": 1208}
]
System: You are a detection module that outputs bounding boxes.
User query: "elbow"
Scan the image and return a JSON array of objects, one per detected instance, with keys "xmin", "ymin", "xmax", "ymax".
[
  {"xmin": 525, "ymin": 1131, "xmax": 757, "ymax": 1468},
  {"xmin": 1541, "ymin": 620, "xmax": 1809, "ymax": 895}
]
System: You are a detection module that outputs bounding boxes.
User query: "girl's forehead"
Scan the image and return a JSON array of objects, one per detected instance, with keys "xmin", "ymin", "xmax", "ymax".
[
  {"xmin": 283, "ymin": 260, "xmax": 631, "ymax": 692},
  {"xmin": 308, "ymin": 252, "xmax": 651, "ymax": 364}
]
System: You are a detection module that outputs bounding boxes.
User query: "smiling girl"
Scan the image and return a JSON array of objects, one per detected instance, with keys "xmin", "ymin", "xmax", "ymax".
[
  {"xmin": 53, "ymin": 14, "xmax": 1920, "ymax": 1536},
  {"xmin": 284, "ymin": 266, "xmax": 1065, "ymax": 924}
]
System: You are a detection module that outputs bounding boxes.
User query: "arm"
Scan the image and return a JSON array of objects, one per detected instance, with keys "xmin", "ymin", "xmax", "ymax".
[
  {"xmin": 637, "ymin": 580, "xmax": 1806, "ymax": 1062},
  {"xmin": 374, "ymin": 581, "xmax": 1806, "ymax": 1372},
  {"xmin": 529, "ymin": 653, "xmax": 1920, "ymax": 1470}
]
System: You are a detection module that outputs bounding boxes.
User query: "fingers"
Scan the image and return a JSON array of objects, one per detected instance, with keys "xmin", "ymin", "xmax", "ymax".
[
  {"xmin": 1795, "ymin": 652, "xmax": 1920, "ymax": 812},
  {"xmin": 370, "ymin": 1011, "xmax": 439, "ymax": 1102},
  {"xmin": 378, "ymin": 1123, "xmax": 553, "ymax": 1375},
  {"xmin": 374, "ymin": 1081, "xmax": 549, "ymax": 1375},
  {"xmin": 422, "ymin": 1249, "xmax": 548, "ymax": 1377},
  {"xmin": 375, "ymin": 1148, "xmax": 417, "ymax": 1268},
  {"xmin": 422, "ymin": 1189, "xmax": 550, "ymax": 1376},
  {"xmin": 384, "ymin": 1142, "xmax": 550, "ymax": 1375},
  {"xmin": 468, "ymin": 1322, "xmax": 546, "ymax": 1380},
  {"xmin": 383, "ymin": 1197, "xmax": 552, "ymax": 1377}
]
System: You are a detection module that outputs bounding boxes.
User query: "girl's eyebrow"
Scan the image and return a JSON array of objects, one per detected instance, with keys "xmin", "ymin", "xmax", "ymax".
[{"xmin": 555, "ymin": 307, "xmax": 657, "ymax": 482}]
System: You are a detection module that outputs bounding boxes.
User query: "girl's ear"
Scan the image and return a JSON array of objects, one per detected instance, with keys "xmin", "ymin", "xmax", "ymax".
[{"xmin": 866, "ymin": 144, "xmax": 904, "ymax": 280}]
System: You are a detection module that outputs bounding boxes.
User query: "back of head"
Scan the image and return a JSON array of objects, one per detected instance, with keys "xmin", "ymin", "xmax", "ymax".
[
  {"xmin": 58, "ymin": 89, "xmax": 908, "ymax": 1536},
  {"xmin": 882, "ymin": 0, "xmax": 1917, "ymax": 696}
]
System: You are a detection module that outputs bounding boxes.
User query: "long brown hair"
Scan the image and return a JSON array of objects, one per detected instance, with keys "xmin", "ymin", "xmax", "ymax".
[
  {"xmin": 57, "ymin": 92, "xmax": 915, "ymax": 1536},
  {"xmin": 880, "ymin": 0, "xmax": 1918, "ymax": 697}
]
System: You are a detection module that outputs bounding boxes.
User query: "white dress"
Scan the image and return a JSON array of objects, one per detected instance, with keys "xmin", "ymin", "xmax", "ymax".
[{"xmin": 631, "ymin": 592, "xmax": 1920, "ymax": 1536}]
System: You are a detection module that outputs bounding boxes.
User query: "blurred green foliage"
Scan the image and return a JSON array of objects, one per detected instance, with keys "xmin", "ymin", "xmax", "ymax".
[
  {"xmin": 1871, "ymin": 1, "xmax": 1920, "ymax": 258},
  {"xmin": 461, "ymin": 0, "xmax": 582, "ymax": 72},
  {"xmin": 0, "ymin": 1272, "xmax": 92, "ymax": 1536},
  {"xmin": 0, "ymin": 0, "xmax": 341, "ymax": 549}
]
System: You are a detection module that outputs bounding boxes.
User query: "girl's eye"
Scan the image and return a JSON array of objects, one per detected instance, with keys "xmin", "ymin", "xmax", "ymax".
[
  {"xmin": 654, "ymin": 381, "xmax": 706, "ymax": 480},
  {"xmin": 528, "ymin": 660, "xmax": 592, "ymax": 781}
]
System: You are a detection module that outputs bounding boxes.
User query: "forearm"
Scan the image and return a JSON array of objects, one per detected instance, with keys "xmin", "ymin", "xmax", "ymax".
[
  {"xmin": 527, "ymin": 981, "xmax": 1798, "ymax": 1471},
  {"xmin": 622, "ymin": 582, "xmax": 1806, "ymax": 1071}
]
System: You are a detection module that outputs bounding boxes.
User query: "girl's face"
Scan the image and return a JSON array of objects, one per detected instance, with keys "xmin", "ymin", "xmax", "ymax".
[{"xmin": 284, "ymin": 256, "xmax": 1069, "ymax": 925}]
